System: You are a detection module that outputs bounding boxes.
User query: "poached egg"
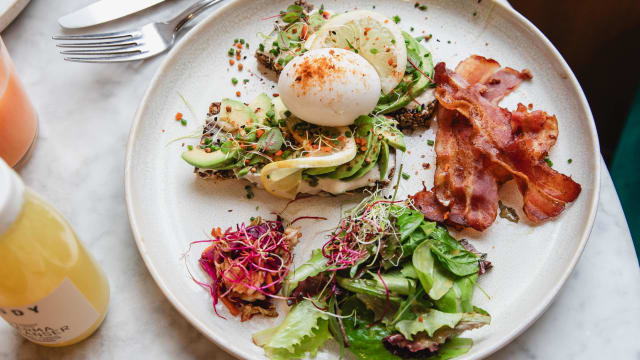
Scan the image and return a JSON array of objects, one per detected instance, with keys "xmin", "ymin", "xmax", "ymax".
[{"xmin": 277, "ymin": 48, "xmax": 381, "ymax": 127}]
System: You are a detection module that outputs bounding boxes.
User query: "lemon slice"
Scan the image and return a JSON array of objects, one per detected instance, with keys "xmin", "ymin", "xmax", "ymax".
[
  {"xmin": 260, "ymin": 127, "xmax": 357, "ymax": 199},
  {"xmin": 311, "ymin": 10, "xmax": 407, "ymax": 94}
]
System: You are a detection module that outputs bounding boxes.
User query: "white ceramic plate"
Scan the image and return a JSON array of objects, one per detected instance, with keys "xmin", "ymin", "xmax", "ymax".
[
  {"xmin": 125, "ymin": 1, "xmax": 600, "ymax": 359},
  {"xmin": 0, "ymin": 0, "xmax": 30, "ymax": 32}
]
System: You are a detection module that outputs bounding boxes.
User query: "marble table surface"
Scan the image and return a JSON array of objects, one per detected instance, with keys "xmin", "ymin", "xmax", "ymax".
[{"xmin": 1, "ymin": 1, "xmax": 639, "ymax": 359}]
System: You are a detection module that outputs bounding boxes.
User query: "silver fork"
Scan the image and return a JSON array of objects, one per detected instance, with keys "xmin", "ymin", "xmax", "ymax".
[{"xmin": 53, "ymin": 0, "xmax": 224, "ymax": 63}]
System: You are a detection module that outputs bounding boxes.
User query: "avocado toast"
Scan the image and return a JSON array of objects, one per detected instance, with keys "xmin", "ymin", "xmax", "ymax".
[{"xmin": 184, "ymin": 94, "xmax": 403, "ymax": 199}]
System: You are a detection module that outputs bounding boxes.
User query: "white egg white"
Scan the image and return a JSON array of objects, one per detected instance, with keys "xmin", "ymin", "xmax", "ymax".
[{"xmin": 278, "ymin": 48, "xmax": 381, "ymax": 127}]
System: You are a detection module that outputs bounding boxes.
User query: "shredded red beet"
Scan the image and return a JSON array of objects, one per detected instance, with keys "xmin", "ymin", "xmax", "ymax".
[{"xmin": 193, "ymin": 219, "xmax": 295, "ymax": 318}]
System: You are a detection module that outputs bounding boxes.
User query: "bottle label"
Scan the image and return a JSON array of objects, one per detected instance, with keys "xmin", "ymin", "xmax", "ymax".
[{"xmin": 0, "ymin": 278, "xmax": 100, "ymax": 344}]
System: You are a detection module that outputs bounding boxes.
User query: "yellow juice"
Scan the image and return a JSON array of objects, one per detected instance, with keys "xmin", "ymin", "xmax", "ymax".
[{"xmin": 0, "ymin": 189, "xmax": 110, "ymax": 346}]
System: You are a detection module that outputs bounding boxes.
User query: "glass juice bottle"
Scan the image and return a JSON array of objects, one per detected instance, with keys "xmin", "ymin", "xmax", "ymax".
[{"xmin": 0, "ymin": 159, "xmax": 110, "ymax": 346}]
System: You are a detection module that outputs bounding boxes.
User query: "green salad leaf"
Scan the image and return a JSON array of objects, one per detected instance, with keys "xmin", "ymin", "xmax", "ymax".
[
  {"xmin": 340, "ymin": 297, "xmax": 401, "ymax": 360},
  {"xmin": 412, "ymin": 241, "xmax": 454, "ymax": 300},
  {"xmin": 435, "ymin": 274, "xmax": 477, "ymax": 313},
  {"xmin": 252, "ymin": 299, "xmax": 330, "ymax": 360},
  {"xmin": 336, "ymin": 277, "xmax": 403, "ymax": 303},
  {"xmin": 394, "ymin": 207, "xmax": 424, "ymax": 240},
  {"xmin": 433, "ymin": 338, "xmax": 474, "ymax": 360},
  {"xmin": 430, "ymin": 226, "xmax": 479, "ymax": 277},
  {"xmin": 374, "ymin": 271, "xmax": 416, "ymax": 296},
  {"xmin": 327, "ymin": 296, "xmax": 346, "ymax": 358},
  {"xmin": 355, "ymin": 293, "xmax": 398, "ymax": 324},
  {"xmin": 393, "ymin": 311, "xmax": 489, "ymax": 356},
  {"xmin": 283, "ymin": 249, "xmax": 329, "ymax": 296},
  {"xmin": 395, "ymin": 309, "xmax": 462, "ymax": 340},
  {"xmin": 402, "ymin": 220, "xmax": 435, "ymax": 257},
  {"xmin": 257, "ymin": 128, "xmax": 285, "ymax": 153}
]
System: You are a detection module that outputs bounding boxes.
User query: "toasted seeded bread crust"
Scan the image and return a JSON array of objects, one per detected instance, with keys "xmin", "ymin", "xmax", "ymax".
[
  {"xmin": 390, "ymin": 99, "xmax": 437, "ymax": 130},
  {"xmin": 194, "ymin": 102, "xmax": 238, "ymax": 180}
]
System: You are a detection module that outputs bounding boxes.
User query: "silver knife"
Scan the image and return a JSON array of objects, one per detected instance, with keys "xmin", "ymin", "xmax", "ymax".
[{"xmin": 58, "ymin": 0, "xmax": 166, "ymax": 29}]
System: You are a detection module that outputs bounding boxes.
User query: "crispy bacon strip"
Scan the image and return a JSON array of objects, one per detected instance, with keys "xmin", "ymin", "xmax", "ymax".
[
  {"xmin": 413, "ymin": 56, "xmax": 580, "ymax": 230},
  {"xmin": 511, "ymin": 103, "xmax": 558, "ymax": 160},
  {"xmin": 431, "ymin": 106, "xmax": 499, "ymax": 229}
]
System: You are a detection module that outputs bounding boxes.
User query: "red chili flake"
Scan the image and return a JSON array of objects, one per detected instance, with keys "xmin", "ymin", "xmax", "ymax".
[
  {"xmin": 236, "ymin": 91, "xmax": 241, "ymax": 97},
  {"xmin": 175, "ymin": 112, "xmax": 183, "ymax": 121},
  {"xmin": 229, "ymin": 59, "xmax": 235, "ymax": 65},
  {"xmin": 273, "ymin": 93, "xmax": 279, "ymax": 97},
  {"xmin": 238, "ymin": 63, "xmax": 243, "ymax": 71}
]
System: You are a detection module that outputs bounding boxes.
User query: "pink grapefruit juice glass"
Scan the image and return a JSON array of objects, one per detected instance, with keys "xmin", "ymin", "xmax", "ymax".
[{"xmin": 0, "ymin": 36, "xmax": 37, "ymax": 168}]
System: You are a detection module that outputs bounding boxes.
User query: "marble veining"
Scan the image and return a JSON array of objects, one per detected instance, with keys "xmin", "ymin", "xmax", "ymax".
[{"xmin": 1, "ymin": 1, "xmax": 639, "ymax": 359}]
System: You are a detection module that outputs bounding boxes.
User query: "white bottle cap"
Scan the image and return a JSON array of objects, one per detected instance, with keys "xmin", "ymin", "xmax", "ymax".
[{"xmin": 0, "ymin": 158, "xmax": 25, "ymax": 235}]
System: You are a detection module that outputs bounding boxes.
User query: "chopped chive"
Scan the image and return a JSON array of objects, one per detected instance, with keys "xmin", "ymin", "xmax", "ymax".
[
  {"xmin": 427, "ymin": 139, "xmax": 434, "ymax": 146},
  {"xmin": 345, "ymin": 130, "xmax": 352, "ymax": 138},
  {"xmin": 187, "ymin": 145, "xmax": 193, "ymax": 151},
  {"xmin": 370, "ymin": 48, "xmax": 378, "ymax": 54},
  {"xmin": 392, "ymin": 15, "xmax": 401, "ymax": 24},
  {"xmin": 239, "ymin": 39, "xmax": 245, "ymax": 44},
  {"xmin": 410, "ymin": 26, "xmax": 415, "ymax": 32},
  {"xmin": 447, "ymin": 40, "xmax": 451, "ymax": 44},
  {"xmin": 243, "ymin": 79, "xmax": 249, "ymax": 84},
  {"xmin": 544, "ymin": 157, "xmax": 553, "ymax": 167},
  {"xmin": 180, "ymin": 119, "xmax": 187, "ymax": 126},
  {"xmin": 228, "ymin": 48, "xmax": 235, "ymax": 56},
  {"xmin": 345, "ymin": 39, "xmax": 358, "ymax": 53},
  {"xmin": 568, "ymin": 158, "xmax": 573, "ymax": 164},
  {"xmin": 391, "ymin": 39, "xmax": 396, "ymax": 44},
  {"xmin": 401, "ymin": 172, "xmax": 410, "ymax": 180},
  {"xmin": 258, "ymin": 43, "xmax": 265, "ymax": 52},
  {"xmin": 234, "ymin": 38, "xmax": 238, "ymax": 43},
  {"xmin": 231, "ymin": 77, "xmax": 238, "ymax": 85},
  {"xmin": 419, "ymin": 5, "xmax": 428, "ymax": 11}
]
